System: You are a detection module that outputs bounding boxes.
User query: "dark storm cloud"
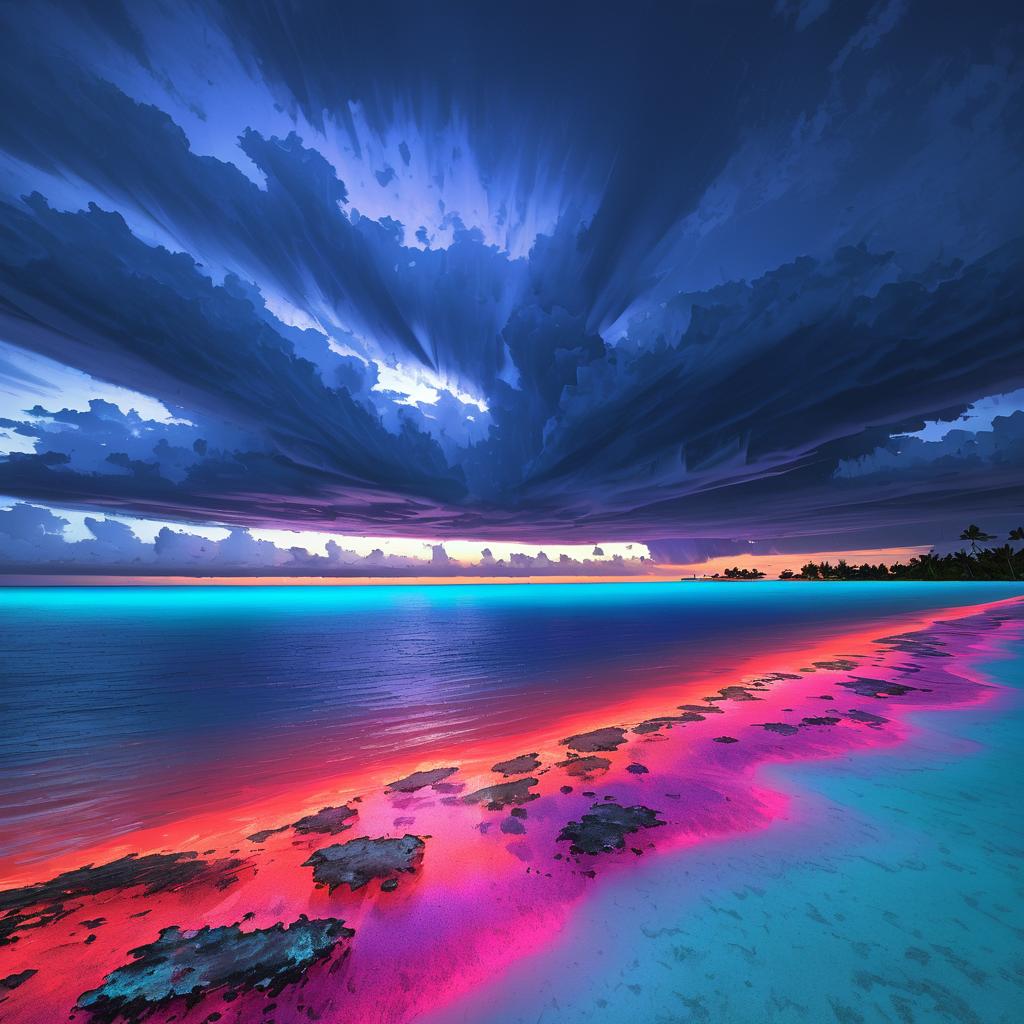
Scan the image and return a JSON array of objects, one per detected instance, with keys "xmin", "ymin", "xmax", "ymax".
[{"xmin": 0, "ymin": 0, "xmax": 1023, "ymax": 565}]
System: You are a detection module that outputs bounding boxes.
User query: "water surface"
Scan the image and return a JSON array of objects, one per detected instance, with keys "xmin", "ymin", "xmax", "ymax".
[{"xmin": 2, "ymin": 581, "xmax": 1021, "ymax": 870}]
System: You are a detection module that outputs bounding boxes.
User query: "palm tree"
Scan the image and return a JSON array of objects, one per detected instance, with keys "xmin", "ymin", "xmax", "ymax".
[
  {"xmin": 991, "ymin": 543, "xmax": 1018, "ymax": 580},
  {"xmin": 1009, "ymin": 527, "xmax": 1024, "ymax": 546},
  {"xmin": 960, "ymin": 524, "xmax": 995, "ymax": 555}
]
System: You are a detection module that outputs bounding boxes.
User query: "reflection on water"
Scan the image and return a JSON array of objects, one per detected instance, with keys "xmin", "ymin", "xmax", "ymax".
[{"xmin": 2, "ymin": 581, "xmax": 1022, "ymax": 866}]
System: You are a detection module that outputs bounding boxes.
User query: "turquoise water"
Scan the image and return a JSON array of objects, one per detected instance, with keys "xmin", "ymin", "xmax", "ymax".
[{"xmin": 424, "ymin": 633, "xmax": 1024, "ymax": 1023}]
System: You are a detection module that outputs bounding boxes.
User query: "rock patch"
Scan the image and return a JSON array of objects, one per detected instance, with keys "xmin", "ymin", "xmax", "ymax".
[
  {"xmin": 558, "ymin": 803, "xmax": 665, "ymax": 856},
  {"xmin": 304, "ymin": 835, "xmax": 425, "ymax": 892}
]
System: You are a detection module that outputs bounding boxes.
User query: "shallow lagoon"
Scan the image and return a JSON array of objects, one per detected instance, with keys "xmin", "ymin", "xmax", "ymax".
[{"xmin": 425, "ymin": 626, "xmax": 1024, "ymax": 1024}]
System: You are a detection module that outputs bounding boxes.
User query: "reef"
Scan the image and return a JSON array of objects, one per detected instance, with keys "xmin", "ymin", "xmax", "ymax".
[
  {"xmin": 463, "ymin": 778, "xmax": 540, "ymax": 810},
  {"xmin": 304, "ymin": 835, "xmax": 425, "ymax": 892},
  {"xmin": 491, "ymin": 753, "xmax": 541, "ymax": 776},
  {"xmin": 0, "ymin": 852, "xmax": 243, "ymax": 946},
  {"xmin": 557, "ymin": 756, "xmax": 611, "ymax": 779},
  {"xmin": 246, "ymin": 825, "xmax": 289, "ymax": 844},
  {"xmin": 75, "ymin": 916, "xmax": 351, "ymax": 1023},
  {"xmin": 557, "ymin": 803, "xmax": 665, "ymax": 856},
  {"xmin": 837, "ymin": 676, "xmax": 920, "ymax": 698},
  {"xmin": 708, "ymin": 686, "xmax": 763, "ymax": 702},
  {"xmin": 759, "ymin": 722, "xmax": 800, "ymax": 735},
  {"xmin": 560, "ymin": 727, "xmax": 627, "ymax": 752},
  {"xmin": 386, "ymin": 768, "xmax": 459, "ymax": 793},
  {"xmin": 293, "ymin": 804, "xmax": 358, "ymax": 836},
  {"xmin": 1, "ymin": 969, "xmax": 36, "ymax": 994},
  {"xmin": 633, "ymin": 713, "xmax": 704, "ymax": 734},
  {"xmin": 845, "ymin": 709, "xmax": 890, "ymax": 727}
]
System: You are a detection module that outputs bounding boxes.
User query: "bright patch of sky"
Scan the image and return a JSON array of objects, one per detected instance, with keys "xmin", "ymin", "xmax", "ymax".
[
  {"xmin": 0, "ymin": 339, "xmax": 184, "ymax": 455},
  {"xmin": 897, "ymin": 388, "xmax": 1024, "ymax": 442},
  {"xmin": 0, "ymin": 496, "xmax": 649, "ymax": 563},
  {"xmin": 371, "ymin": 362, "xmax": 489, "ymax": 412},
  {"xmin": 249, "ymin": 529, "xmax": 646, "ymax": 563}
]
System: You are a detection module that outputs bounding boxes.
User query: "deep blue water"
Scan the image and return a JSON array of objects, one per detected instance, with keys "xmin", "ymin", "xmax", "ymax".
[{"xmin": 2, "ymin": 581, "xmax": 1022, "ymax": 870}]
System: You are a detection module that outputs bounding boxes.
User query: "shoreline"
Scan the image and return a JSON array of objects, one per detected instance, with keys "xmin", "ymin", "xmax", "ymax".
[
  {"xmin": 2, "ymin": 597, "xmax": 1022, "ymax": 1023},
  {"xmin": 3, "ymin": 591, "xmax": 1022, "ymax": 886}
]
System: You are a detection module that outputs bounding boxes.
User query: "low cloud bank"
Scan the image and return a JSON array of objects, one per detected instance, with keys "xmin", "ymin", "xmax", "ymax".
[{"xmin": 0, "ymin": 503, "xmax": 654, "ymax": 578}]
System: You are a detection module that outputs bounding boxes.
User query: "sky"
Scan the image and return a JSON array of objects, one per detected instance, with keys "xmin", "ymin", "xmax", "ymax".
[{"xmin": 0, "ymin": 0, "xmax": 1022, "ymax": 579}]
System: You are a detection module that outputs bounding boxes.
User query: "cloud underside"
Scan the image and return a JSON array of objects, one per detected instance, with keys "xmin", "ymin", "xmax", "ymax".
[
  {"xmin": 0, "ymin": 1, "xmax": 1022, "ymax": 568},
  {"xmin": 0, "ymin": 503, "xmax": 652, "ymax": 578}
]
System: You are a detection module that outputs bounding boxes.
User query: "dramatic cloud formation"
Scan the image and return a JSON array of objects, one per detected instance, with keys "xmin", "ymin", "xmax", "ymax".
[
  {"xmin": 0, "ymin": 1, "xmax": 1022, "ymax": 572},
  {"xmin": 0, "ymin": 502, "xmax": 652, "ymax": 578}
]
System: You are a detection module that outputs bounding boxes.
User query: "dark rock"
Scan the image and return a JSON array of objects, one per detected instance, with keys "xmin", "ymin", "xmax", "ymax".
[
  {"xmin": 557, "ymin": 756, "xmax": 611, "ymax": 779},
  {"xmin": 491, "ymin": 753, "xmax": 541, "ymax": 776},
  {"xmin": 560, "ymin": 727, "xmax": 627, "ymax": 752},
  {"xmin": 1, "ymin": 969, "xmax": 36, "ymax": 991},
  {"xmin": 801, "ymin": 716, "xmax": 841, "ymax": 726},
  {"xmin": 812, "ymin": 659, "xmax": 859, "ymax": 671},
  {"xmin": 708, "ymin": 686, "xmax": 762, "ymax": 702},
  {"xmin": 633, "ymin": 713, "xmax": 704, "ymax": 734},
  {"xmin": 845, "ymin": 709, "xmax": 890, "ymax": 727},
  {"xmin": 304, "ymin": 835, "xmax": 425, "ymax": 892},
  {"xmin": 500, "ymin": 817, "xmax": 527, "ymax": 835},
  {"xmin": 559, "ymin": 785, "xmax": 573, "ymax": 794},
  {"xmin": 837, "ymin": 677, "xmax": 918, "ymax": 698},
  {"xmin": 463, "ymin": 778, "xmax": 540, "ymax": 810},
  {"xmin": 386, "ymin": 767, "xmax": 459, "ymax": 793},
  {"xmin": 510, "ymin": 807, "xmax": 528, "ymax": 818},
  {"xmin": 75, "ymin": 917, "xmax": 351, "ymax": 1023},
  {"xmin": 712, "ymin": 736, "xmax": 739, "ymax": 743},
  {"xmin": 380, "ymin": 878, "xmax": 399, "ymax": 893},
  {"xmin": 247, "ymin": 825, "xmax": 289, "ymax": 844},
  {"xmin": 293, "ymin": 805, "xmax": 358, "ymax": 836},
  {"xmin": 557, "ymin": 803, "xmax": 665, "ymax": 856},
  {"xmin": 680, "ymin": 704, "xmax": 724, "ymax": 714},
  {"xmin": 81, "ymin": 918, "xmax": 106, "ymax": 929},
  {"xmin": 0, "ymin": 852, "xmax": 243, "ymax": 946},
  {"xmin": 0, "ymin": 852, "xmax": 236, "ymax": 915},
  {"xmin": 876, "ymin": 633, "xmax": 950, "ymax": 658},
  {"xmin": 759, "ymin": 722, "xmax": 800, "ymax": 736},
  {"xmin": 626, "ymin": 763, "xmax": 649, "ymax": 775}
]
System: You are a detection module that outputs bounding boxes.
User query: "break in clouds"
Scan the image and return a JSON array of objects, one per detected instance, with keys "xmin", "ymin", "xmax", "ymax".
[
  {"xmin": 0, "ymin": 501, "xmax": 651, "ymax": 578},
  {"xmin": 1, "ymin": 1, "xmax": 1023, "ymax": 573}
]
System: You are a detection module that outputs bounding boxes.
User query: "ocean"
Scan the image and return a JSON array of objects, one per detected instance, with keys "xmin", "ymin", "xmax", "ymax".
[
  {"xmin": 1, "ymin": 581, "xmax": 1022, "ymax": 1024},
  {"xmin": 1, "ymin": 580, "xmax": 1020, "ymax": 871}
]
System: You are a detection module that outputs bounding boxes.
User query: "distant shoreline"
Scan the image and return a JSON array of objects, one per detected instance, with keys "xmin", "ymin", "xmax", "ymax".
[{"xmin": 2, "ymin": 575, "xmax": 1022, "ymax": 588}]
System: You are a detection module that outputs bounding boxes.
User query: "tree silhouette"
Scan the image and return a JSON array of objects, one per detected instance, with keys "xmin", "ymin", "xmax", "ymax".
[
  {"xmin": 1010, "ymin": 527, "xmax": 1024, "ymax": 545},
  {"xmin": 959, "ymin": 524, "xmax": 995, "ymax": 555},
  {"xmin": 992, "ymin": 543, "xmax": 1018, "ymax": 580}
]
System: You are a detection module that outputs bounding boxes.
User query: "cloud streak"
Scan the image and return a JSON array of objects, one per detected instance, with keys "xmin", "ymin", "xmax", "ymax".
[{"xmin": 0, "ymin": 1, "xmax": 1022, "ymax": 569}]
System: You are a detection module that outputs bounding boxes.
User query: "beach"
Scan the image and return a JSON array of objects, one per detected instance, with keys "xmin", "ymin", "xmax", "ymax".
[{"xmin": 1, "ymin": 583, "xmax": 1022, "ymax": 1023}]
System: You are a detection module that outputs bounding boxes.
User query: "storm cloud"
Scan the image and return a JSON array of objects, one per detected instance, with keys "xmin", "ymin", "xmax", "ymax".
[{"xmin": 0, "ymin": 1, "xmax": 1022, "ymax": 564}]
